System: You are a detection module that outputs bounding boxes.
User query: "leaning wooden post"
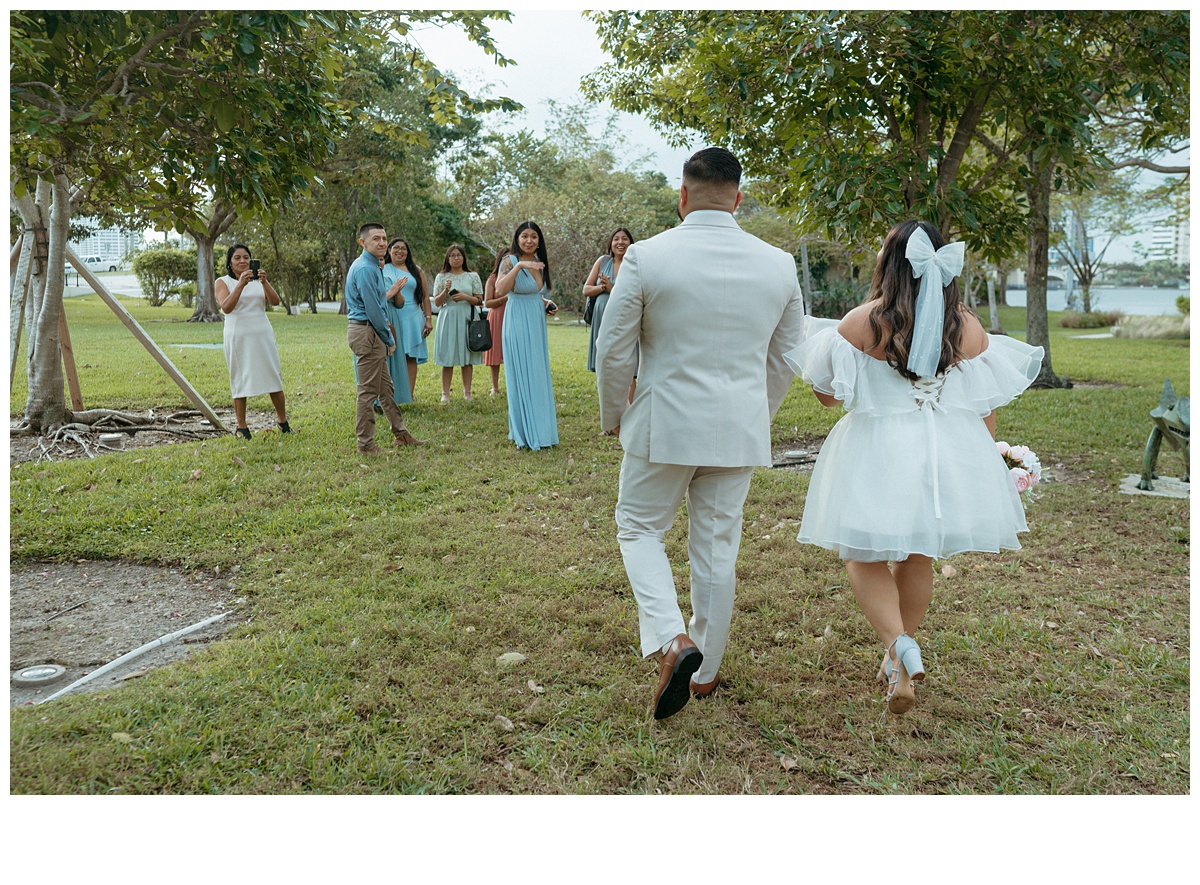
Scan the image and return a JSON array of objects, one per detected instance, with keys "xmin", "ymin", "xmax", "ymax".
[
  {"xmin": 10, "ymin": 233, "xmax": 31, "ymax": 391},
  {"xmin": 64, "ymin": 246, "xmax": 227, "ymax": 431},
  {"xmin": 58, "ymin": 308, "xmax": 83, "ymax": 410},
  {"xmin": 56, "ymin": 235, "xmax": 83, "ymax": 408}
]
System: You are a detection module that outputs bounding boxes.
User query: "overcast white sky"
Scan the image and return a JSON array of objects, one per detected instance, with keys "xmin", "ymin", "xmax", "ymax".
[
  {"xmin": 409, "ymin": 9, "xmax": 697, "ymax": 184},
  {"xmin": 411, "ymin": 9, "xmax": 1192, "ymax": 263}
]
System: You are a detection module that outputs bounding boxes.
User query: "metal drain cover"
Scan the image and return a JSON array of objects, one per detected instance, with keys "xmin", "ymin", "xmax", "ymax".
[{"xmin": 13, "ymin": 664, "xmax": 67, "ymax": 686}]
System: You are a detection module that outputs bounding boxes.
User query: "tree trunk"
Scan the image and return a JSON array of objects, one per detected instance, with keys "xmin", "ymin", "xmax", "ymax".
[
  {"xmin": 986, "ymin": 276, "xmax": 1004, "ymax": 334},
  {"xmin": 187, "ymin": 202, "xmax": 236, "ymax": 323},
  {"xmin": 337, "ymin": 250, "xmax": 350, "ymax": 315},
  {"xmin": 266, "ymin": 223, "xmax": 293, "ymax": 315},
  {"xmin": 963, "ymin": 252, "xmax": 978, "ymax": 311},
  {"xmin": 190, "ymin": 236, "xmax": 222, "ymax": 322},
  {"xmin": 799, "ymin": 241, "xmax": 813, "ymax": 316},
  {"xmin": 1025, "ymin": 155, "xmax": 1070, "ymax": 389},
  {"xmin": 20, "ymin": 176, "xmax": 73, "ymax": 432},
  {"xmin": 1075, "ymin": 212, "xmax": 1093, "ymax": 314}
]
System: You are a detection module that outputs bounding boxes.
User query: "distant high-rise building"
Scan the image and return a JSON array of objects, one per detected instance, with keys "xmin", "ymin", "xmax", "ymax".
[
  {"xmin": 70, "ymin": 218, "xmax": 142, "ymax": 260},
  {"xmin": 1147, "ymin": 218, "xmax": 1190, "ymax": 266}
]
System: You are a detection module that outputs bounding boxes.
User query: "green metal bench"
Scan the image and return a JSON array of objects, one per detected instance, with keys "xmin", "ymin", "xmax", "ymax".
[{"xmin": 1137, "ymin": 378, "xmax": 1189, "ymax": 491}]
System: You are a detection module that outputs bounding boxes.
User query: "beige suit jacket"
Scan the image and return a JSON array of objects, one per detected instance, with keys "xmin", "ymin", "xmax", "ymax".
[{"xmin": 597, "ymin": 209, "xmax": 805, "ymax": 467}]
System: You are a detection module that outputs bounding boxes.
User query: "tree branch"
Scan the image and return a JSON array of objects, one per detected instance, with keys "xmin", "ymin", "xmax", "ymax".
[
  {"xmin": 11, "ymin": 89, "xmax": 76, "ymax": 124},
  {"xmin": 1108, "ymin": 158, "xmax": 1190, "ymax": 174},
  {"xmin": 861, "ymin": 81, "xmax": 902, "ymax": 143},
  {"xmin": 967, "ymin": 130, "xmax": 1037, "ymax": 197},
  {"xmin": 11, "ymin": 82, "xmax": 71, "ymax": 122},
  {"xmin": 207, "ymin": 200, "xmax": 238, "ymax": 239},
  {"xmin": 937, "ymin": 86, "xmax": 991, "ymax": 199},
  {"xmin": 104, "ymin": 12, "xmax": 207, "ymax": 98}
]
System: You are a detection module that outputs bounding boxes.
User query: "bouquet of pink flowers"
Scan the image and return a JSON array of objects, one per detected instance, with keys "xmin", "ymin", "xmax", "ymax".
[{"xmin": 997, "ymin": 441, "xmax": 1042, "ymax": 494}]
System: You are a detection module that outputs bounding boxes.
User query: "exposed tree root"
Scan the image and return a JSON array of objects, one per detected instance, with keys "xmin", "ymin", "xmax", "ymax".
[
  {"xmin": 1031, "ymin": 373, "xmax": 1074, "ymax": 390},
  {"xmin": 13, "ymin": 408, "xmax": 217, "ymax": 461}
]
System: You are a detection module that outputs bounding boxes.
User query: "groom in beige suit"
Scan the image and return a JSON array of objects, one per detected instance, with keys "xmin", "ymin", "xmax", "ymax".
[{"xmin": 597, "ymin": 147, "xmax": 805, "ymax": 720}]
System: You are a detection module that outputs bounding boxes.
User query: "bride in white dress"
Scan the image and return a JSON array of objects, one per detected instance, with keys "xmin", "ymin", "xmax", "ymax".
[{"xmin": 785, "ymin": 221, "xmax": 1043, "ymax": 716}]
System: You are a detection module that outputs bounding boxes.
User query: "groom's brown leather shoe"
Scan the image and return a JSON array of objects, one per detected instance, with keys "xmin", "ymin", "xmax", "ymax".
[
  {"xmin": 653, "ymin": 634, "xmax": 703, "ymax": 720},
  {"xmin": 690, "ymin": 676, "xmax": 719, "ymax": 698}
]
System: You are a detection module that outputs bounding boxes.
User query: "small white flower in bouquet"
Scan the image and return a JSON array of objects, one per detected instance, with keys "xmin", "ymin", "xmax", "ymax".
[{"xmin": 996, "ymin": 441, "xmax": 1042, "ymax": 495}]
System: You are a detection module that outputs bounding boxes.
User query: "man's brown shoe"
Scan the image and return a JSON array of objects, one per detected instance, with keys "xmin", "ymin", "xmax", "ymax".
[
  {"xmin": 394, "ymin": 429, "xmax": 427, "ymax": 447},
  {"xmin": 690, "ymin": 676, "xmax": 719, "ymax": 698},
  {"xmin": 358, "ymin": 444, "xmax": 386, "ymax": 455},
  {"xmin": 653, "ymin": 634, "xmax": 703, "ymax": 720}
]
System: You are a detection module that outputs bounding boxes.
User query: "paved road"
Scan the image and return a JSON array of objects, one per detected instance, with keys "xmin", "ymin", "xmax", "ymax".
[{"xmin": 64, "ymin": 272, "xmax": 142, "ymax": 298}]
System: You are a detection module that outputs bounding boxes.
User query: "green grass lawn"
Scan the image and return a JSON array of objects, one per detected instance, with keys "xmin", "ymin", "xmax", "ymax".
[{"xmin": 9, "ymin": 297, "xmax": 1190, "ymax": 794}]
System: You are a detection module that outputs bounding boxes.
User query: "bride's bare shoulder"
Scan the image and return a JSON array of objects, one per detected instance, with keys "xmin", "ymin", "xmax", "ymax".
[
  {"xmin": 957, "ymin": 307, "xmax": 990, "ymax": 359},
  {"xmin": 836, "ymin": 303, "xmax": 879, "ymax": 351}
]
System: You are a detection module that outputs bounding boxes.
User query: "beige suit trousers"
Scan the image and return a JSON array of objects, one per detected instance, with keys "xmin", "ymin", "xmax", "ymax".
[{"xmin": 616, "ymin": 453, "xmax": 754, "ymax": 685}]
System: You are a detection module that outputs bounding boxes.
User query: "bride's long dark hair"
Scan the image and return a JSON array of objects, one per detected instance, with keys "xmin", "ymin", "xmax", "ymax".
[{"xmin": 865, "ymin": 220, "xmax": 966, "ymax": 381}]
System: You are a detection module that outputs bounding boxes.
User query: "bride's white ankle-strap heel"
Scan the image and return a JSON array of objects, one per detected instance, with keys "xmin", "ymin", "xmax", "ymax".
[{"xmin": 884, "ymin": 632, "xmax": 925, "ymax": 715}]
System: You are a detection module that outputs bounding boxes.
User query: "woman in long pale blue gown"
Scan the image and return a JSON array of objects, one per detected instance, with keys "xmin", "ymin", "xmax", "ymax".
[
  {"xmin": 495, "ymin": 220, "xmax": 558, "ymax": 450},
  {"xmin": 382, "ymin": 237, "xmax": 432, "ymax": 404}
]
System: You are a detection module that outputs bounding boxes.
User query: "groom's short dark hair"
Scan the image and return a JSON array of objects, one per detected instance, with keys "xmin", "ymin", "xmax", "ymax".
[{"xmin": 683, "ymin": 147, "xmax": 742, "ymax": 187}]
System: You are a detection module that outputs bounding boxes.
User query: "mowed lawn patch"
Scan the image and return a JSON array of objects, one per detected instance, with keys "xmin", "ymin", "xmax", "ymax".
[{"xmin": 9, "ymin": 298, "xmax": 1189, "ymax": 793}]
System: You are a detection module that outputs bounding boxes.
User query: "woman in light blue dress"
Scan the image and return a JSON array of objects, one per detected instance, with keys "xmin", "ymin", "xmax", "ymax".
[
  {"xmin": 382, "ymin": 237, "xmax": 432, "ymax": 404},
  {"xmin": 495, "ymin": 221, "xmax": 559, "ymax": 450},
  {"xmin": 584, "ymin": 227, "xmax": 634, "ymax": 372},
  {"xmin": 583, "ymin": 228, "xmax": 638, "ymax": 419}
]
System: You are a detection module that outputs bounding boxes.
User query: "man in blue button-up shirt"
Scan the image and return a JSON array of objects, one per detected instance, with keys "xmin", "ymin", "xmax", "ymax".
[{"xmin": 345, "ymin": 222, "xmax": 427, "ymax": 453}]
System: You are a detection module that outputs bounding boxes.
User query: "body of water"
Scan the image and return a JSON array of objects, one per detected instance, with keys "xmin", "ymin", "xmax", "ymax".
[
  {"xmin": 71, "ymin": 276, "xmax": 1187, "ymax": 317},
  {"xmin": 1003, "ymin": 286, "xmax": 1187, "ymax": 316}
]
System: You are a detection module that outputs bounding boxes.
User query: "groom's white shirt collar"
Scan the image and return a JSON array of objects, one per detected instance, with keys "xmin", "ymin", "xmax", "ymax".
[{"xmin": 680, "ymin": 209, "xmax": 741, "ymax": 228}]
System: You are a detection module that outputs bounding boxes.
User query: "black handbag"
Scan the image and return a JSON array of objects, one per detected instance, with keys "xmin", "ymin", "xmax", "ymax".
[
  {"xmin": 467, "ymin": 305, "xmax": 492, "ymax": 352},
  {"xmin": 583, "ymin": 296, "xmax": 595, "ymax": 325}
]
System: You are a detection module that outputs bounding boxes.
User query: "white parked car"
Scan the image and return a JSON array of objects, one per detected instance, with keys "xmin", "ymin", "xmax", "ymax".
[{"xmin": 81, "ymin": 255, "xmax": 122, "ymax": 272}]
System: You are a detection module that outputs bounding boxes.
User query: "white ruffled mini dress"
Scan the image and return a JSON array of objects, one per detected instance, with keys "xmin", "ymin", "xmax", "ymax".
[{"xmin": 784, "ymin": 317, "xmax": 1044, "ymax": 562}]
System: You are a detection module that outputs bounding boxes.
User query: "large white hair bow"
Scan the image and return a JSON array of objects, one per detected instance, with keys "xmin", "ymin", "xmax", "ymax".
[{"xmin": 905, "ymin": 226, "xmax": 965, "ymax": 377}]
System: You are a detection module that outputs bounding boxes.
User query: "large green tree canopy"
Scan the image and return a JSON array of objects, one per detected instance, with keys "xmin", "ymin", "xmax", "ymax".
[{"xmin": 583, "ymin": 10, "xmax": 1188, "ymax": 260}]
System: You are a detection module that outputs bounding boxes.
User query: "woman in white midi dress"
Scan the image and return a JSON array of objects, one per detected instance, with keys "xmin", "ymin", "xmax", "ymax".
[
  {"xmin": 216, "ymin": 244, "xmax": 290, "ymax": 439},
  {"xmin": 785, "ymin": 221, "xmax": 1043, "ymax": 716}
]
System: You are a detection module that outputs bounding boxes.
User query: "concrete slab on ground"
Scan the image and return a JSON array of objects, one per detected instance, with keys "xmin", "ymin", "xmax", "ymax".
[{"xmin": 1119, "ymin": 474, "xmax": 1190, "ymax": 498}]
